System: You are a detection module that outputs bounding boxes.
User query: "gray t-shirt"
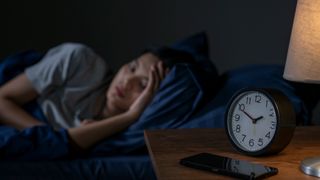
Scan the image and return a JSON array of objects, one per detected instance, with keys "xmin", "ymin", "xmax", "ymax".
[{"xmin": 25, "ymin": 43, "xmax": 113, "ymax": 129}]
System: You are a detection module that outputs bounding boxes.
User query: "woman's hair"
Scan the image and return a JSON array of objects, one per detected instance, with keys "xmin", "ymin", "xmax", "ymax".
[{"xmin": 139, "ymin": 46, "xmax": 196, "ymax": 69}]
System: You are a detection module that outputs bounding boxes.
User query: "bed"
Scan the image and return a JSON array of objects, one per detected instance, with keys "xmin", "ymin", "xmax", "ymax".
[{"xmin": 0, "ymin": 32, "xmax": 315, "ymax": 179}]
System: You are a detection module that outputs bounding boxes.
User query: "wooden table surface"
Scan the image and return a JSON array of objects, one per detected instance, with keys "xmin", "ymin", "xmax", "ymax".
[{"xmin": 144, "ymin": 126, "xmax": 320, "ymax": 179}]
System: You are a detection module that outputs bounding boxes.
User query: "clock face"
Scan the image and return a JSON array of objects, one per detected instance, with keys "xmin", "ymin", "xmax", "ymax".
[{"xmin": 226, "ymin": 90, "xmax": 278, "ymax": 153}]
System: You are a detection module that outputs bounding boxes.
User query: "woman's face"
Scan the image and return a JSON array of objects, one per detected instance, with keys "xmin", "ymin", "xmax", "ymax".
[{"xmin": 106, "ymin": 53, "xmax": 161, "ymax": 115}]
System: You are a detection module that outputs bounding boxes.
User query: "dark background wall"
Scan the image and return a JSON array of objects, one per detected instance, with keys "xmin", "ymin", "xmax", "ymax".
[{"xmin": 0, "ymin": 0, "xmax": 297, "ymax": 74}]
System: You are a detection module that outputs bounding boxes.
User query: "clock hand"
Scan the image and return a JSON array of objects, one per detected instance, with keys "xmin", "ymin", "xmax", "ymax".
[
  {"xmin": 255, "ymin": 116, "xmax": 263, "ymax": 121},
  {"xmin": 240, "ymin": 109, "xmax": 263, "ymax": 124},
  {"xmin": 252, "ymin": 116, "xmax": 264, "ymax": 124},
  {"xmin": 240, "ymin": 109, "xmax": 255, "ymax": 121}
]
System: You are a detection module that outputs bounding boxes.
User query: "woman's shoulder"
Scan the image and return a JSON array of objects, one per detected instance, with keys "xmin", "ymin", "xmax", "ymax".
[
  {"xmin": 48, "ymin": 42, "xmax": 95, "ymax": 57},
  {"xmin": 45, "ymin": 42, "xmax": 107, "ymax": 66}
]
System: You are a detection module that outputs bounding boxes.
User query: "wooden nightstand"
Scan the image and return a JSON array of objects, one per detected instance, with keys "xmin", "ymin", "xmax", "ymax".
[{"xmin": 144, "ymin": 126, "xmax": 320, "ymax": 179}]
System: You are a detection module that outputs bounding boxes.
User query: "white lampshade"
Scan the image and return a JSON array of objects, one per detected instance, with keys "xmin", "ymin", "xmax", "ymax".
[
  {"xmin": 284, "ymin": 1, "xmax": 320, "ymax": 177},
  {"xmin": 283, "ymin": 0, "xmax": 320, "ymax": 83}
]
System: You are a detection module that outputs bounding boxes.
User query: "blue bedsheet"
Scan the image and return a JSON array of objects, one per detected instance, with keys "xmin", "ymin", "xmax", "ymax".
[{"xmin": 0, "ymin": 155, "xmax": 155, "ymax": 180}]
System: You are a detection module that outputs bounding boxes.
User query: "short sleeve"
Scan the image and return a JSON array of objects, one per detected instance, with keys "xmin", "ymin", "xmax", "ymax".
[
  {"xmin": 24, "ymin": 43, "xmax": 112, "ymax": 129},
  {"xmin": 25, "ymin": 43, "xmax": 109, "ymax": 94}
]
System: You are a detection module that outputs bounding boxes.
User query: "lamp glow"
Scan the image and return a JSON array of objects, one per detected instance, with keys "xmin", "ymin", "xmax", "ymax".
[{"xmin": 283, "ymin": 0, "xmax": 320, "ymax": 83}]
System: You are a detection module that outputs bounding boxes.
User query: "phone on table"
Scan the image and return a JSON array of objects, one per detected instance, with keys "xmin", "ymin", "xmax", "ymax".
[{"xmin": 180, "ymin": 153, "xmax": 278, "ymax": 180}]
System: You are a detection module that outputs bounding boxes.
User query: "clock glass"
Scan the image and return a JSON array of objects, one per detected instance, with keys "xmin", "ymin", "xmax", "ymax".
[{"xmin": 227, "ymin": 90, "xmax": 278, "ymax": 152}]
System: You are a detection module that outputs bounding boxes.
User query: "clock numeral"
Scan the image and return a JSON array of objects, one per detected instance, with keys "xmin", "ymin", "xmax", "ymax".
[
  {"xmin": 236, "ymin": 124, "xmax": 241, "ymax": 133},
  {"xmin": 265, "ymin": 131, "xmax": 271, "ymax": 139},
  {"xmin": 258, "ymin": 138, "xmax": 263, "ymax": 146},
  {"xmin": 234, "ymin": 114, "xmax": 240, "ymax": 121},
  {"xmin": 246, "ymin": 97, "xmax": 252, "ymax": 104},
  {"xmin": 255, "ymin": 95, "xmax": 261, "ymax": 103},
  {"xmin": 249, "ymin": 139, "xmax": 254, "ymax": 147},
  {"xmin": 238, "ymin": 104, "xmax": 245, "ymax": 111},
  {"xmin": 265, "ymin": 100, "xmax": 269, "ymax": 108},
  {"xmin": 270, "ymin": 121, "xmax": 276, "ymax": 130},
  {"xmin": 269, "ymin": 108, "xmax": 275, "ymax": 117},
  {"xmin": 241, "ymin": 134, "xmax": 246, "ymax": 142}
]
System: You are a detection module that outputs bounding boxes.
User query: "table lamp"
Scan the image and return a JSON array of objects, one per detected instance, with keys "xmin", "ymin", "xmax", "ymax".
[{"xmin": 283, "ymin": 0, "xmax": 320, "ymax": 177}]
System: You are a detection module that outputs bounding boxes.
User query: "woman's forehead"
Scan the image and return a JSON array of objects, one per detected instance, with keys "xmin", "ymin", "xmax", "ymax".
[{"xmin": 136, "ymin": 53, "xmax": 160, "ymax": 72}]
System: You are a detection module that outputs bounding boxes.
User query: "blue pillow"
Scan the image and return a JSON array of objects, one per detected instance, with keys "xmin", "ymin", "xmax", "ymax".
[{"xmin": 171, "ymin": 32, "xmax": 218, "ymax": 76}]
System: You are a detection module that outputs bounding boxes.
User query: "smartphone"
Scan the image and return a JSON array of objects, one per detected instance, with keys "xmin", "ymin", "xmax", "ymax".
[{"xmin": 180, "ymin": 153, "xmax": 278, "ymax": 180}]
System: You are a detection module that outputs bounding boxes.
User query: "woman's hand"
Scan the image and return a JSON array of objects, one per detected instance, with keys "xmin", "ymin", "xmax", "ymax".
[{"xmin": 127, "ymin": 61, "xmax": 167, "ymax": 119}]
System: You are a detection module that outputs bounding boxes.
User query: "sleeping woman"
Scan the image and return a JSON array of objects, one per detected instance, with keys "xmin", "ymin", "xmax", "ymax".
[{"xmin": 0, "ymin": 43, "xmax": 195, "ymax": 151}]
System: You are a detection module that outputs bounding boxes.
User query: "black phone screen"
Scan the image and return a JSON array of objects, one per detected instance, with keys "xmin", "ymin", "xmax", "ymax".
[{"xmin": 180, "ymin": 153, "xmax": 278, "ymax": 180}]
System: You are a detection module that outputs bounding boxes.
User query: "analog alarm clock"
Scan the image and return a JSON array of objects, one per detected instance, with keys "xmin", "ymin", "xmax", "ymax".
[{"xmin": 225, "ymin": 88, "xmax": 296, "ymax": 156}]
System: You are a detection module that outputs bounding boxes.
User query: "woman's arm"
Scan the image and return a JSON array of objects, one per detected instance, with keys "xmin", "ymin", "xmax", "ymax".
[
  {"xmin": 68, "ymin": 111, "xmax": 138, "ymax": 150},
  {"xmin": 68, "ymin": 62, "xmax": 166, "ymax": 150},
  {"xmin": 0, "ymin": 74, "xmax": 45, "ymax": 130}
]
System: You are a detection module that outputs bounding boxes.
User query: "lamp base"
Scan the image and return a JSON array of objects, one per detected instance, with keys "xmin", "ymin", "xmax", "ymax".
[{"xmin": 300, "ymin": 157, "xmax": 320, "ymax": 177}]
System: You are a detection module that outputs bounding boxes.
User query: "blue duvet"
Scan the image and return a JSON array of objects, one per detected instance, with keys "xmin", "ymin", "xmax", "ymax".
[{"xmin": 0, "ymin": 51, "xmax": 309, "ymax": 160}]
